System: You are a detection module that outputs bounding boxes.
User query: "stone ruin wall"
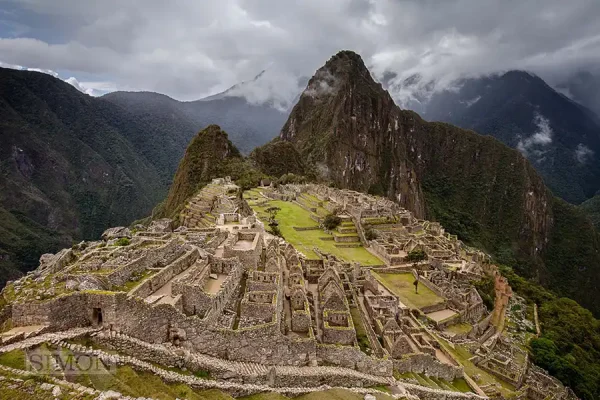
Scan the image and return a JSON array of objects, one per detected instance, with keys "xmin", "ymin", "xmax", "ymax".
[
  {"xmin": 104, "ymin": 239, "xmax": 181, "ymax": 287},
  {"xmin": 223, "ymin": 231, "xmax": 263, "ymax": 270},
  {"xmin": 316, "ymin": 343, "xmax": 392, "ymax": 376},
  {"xmin": 11, "ymin": 289, "xmax": 399, "ymax": 375},
  {"xmin": 130, "ymin": 248, "xmax": 200, "ymax": 298},
  {"xmin": 393, "ymin": 353, "xmax": 463, "ymax": 381},
  {"xmin": 173, "ymin": 257, "xmax": 243, "ymax": 319}
]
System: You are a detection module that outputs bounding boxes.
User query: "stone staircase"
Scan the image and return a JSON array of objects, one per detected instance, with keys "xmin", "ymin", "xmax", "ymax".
[
  {"xmin": 333, "ymin": 220, "xmax": 360, "ymax": 243},
  {"xmin": 0, "ymin": 327, "xmax": 98, "ymax": 354}
]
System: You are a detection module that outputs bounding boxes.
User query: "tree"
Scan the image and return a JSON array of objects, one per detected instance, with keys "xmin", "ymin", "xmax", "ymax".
[
  {"xmin": 266, "ymin": 206, "xmax": 281, "ymax": 222},
  {"xmin": 323, "ymin": 214, "xmax": 342, "ymax": 231},
  {"xmin": 365, "ymin": 228, "xmax": 378, "ymax": 241},
  {"xmin": 406, "ymin": 249, "xmax": 427, "ymax": 263}
]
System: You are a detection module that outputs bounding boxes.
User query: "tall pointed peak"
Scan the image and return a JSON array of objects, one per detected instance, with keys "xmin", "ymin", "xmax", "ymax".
[{"xmin": 300, "ymin": 50, "xmax": 382, "ymax": 101}]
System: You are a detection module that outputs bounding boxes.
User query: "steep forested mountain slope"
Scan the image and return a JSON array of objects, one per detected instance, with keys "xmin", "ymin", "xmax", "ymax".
[{"xmin": 0, "ymin": 68, "xmax": 178, "ymax": 282}]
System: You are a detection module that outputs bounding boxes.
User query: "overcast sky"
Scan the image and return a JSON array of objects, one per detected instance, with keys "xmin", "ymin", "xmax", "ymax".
[{"xmin": 1, "ymin": 0, "xmax": 599, "ymax": 102}]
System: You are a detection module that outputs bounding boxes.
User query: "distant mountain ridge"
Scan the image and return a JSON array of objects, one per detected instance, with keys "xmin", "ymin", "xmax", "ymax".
[
  {"xmin": 387, "ymin": 70, "xmax": 600, "ymax": 204},
  {"xmin": 102, "ymin": 69, "xmax": 301, "ymax": 154}
]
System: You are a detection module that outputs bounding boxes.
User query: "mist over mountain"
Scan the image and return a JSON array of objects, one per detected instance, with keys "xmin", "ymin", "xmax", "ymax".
[{"xmin": 103, "ymin": 69, "xmax": 305, "ymax": 154}]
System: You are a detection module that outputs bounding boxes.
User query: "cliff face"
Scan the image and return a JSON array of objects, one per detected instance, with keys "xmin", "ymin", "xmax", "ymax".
[{"xmin": 278, "ymin": 51, "xmax": 552, "ymax": 264}]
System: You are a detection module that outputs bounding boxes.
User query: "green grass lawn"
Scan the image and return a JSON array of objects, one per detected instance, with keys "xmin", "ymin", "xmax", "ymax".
[
  {"xmin": 250, "ymin": 199, "xmax": 383, "ymax": 265},
  {"xmin": 373, "ymin": 272, "xmax": 444, "ymax": 309},
  {"xmin": 0, "ymin": 349, "xmax": 26, "ymax": 370}
]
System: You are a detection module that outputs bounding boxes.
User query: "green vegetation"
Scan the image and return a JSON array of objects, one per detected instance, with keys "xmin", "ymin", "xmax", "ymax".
[
  {"xmin": 581, "ymin": 194, "xmax": 600, "ymax": 230},
  {"xmin": 445, "ymin": 323, "xmax": 472, "ymax": 335},
  {"xmin": 472, "ymin": 275, "xmax": 495, "ymax": 311},
  {"xmin": 115, "ymin": 269, "xmax": 156, "ymax": 292},
  {"xmin": 364, "ymin": 228, "xmax": 378, "ymax": 241},
  {"xmin": 396, "ymin": 371, "xmax": 472, "ymax": 393},
  {"xmin": 115, "ymin": 237, "xmax": 131, "ymax": 247},
  {"xmin": 405, "ymin": 249, "xmax": 427, "ymax": 263},
  {"xmin": 350, "ymin": 307, "xmax": 370, "ymax": 352},
  {"xmin": 160, "ymin": 125, "xmax": 266, "ymax": 217},
  {"xmin": 322, "ymin": 214, "xmax": 342, "ymax": 231},
  {"xmin": 373, "ymin": 272, "xmax": 444, "ymax": 310},
  {"xmin": 0, "ymin": 67, "xmax": 180, "ymax": 284},
  {"xmin": 500, "ymin": 266, "xmax": 600, "ymax": 400},
  {"xmin": 249, "ymin": 139, "xmax": 309, "ymax": 178},
  {"xmin": 249, "ymin": 198, "xmax": 382, "ymax": 265},
  {"xmin": 0, "ymin": 349, "xmax": 27, "ymax": 370}
]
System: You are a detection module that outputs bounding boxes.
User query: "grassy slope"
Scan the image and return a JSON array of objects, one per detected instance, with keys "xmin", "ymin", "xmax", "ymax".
[{"xmin": 248, "ymin": 197, "xmax": 382, "ymax": 265}]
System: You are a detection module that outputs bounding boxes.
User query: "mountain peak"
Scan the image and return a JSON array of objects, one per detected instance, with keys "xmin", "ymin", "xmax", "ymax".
[{"xmin": 306, "ymin": 50, "xmax": 380, "ymax": 97}]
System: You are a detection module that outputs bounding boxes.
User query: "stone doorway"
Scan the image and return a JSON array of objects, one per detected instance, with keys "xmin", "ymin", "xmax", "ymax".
[{"xmin": 92, "ymin": 308, "xmax": 103, "ymax": 327}]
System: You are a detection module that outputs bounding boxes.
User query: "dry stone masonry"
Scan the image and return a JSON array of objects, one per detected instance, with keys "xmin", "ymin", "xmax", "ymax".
[{"xmin": 0, "ymin": 178, "xmax": 577, "ymax": 400}]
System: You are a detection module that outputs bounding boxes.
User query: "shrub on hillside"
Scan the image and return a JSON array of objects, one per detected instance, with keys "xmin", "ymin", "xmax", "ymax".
[
  {"xmin": 323, "ymin": 214, "xmax": 342, "ymax": 231},
  {"xmin": 365, "ymin": 228, "xmax": 378, "ymax": 241},
  {"xmin": 115, "ymin": 238, "xmax": 131, "ymax": 247}
]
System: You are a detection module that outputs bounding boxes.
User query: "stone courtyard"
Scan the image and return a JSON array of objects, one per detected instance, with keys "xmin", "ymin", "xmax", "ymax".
[{"xmin": 0, "ymin": 178, "xmax": 577, "ymax": 400}]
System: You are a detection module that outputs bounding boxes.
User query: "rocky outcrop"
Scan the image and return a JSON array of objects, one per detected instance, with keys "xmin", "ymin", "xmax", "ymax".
[{"xmin": 101, "ymin": 227, "xmax": 132, "ymax": 241}]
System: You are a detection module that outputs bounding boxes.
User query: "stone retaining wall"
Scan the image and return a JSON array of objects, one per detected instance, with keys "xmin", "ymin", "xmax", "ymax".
[
  {"xmin": 394, "ymin": 353, "xmax": 463, "ymax": 381},
  {"xmin": 316, "ymin": 344, "xmax": 392, "ymax": 376}
]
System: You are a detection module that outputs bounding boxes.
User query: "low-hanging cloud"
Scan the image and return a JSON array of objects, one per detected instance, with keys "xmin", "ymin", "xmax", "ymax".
[
  {"xmin": 575, "ymin": 143, "xmax": 594, "ymax": 163},
  {"xmin": 517, "ymin": 113, "xmax": 553, "ymax": 160},
  {"xmin": 0, "ymin": 0, "xmax": 598, "ymax": 103}
]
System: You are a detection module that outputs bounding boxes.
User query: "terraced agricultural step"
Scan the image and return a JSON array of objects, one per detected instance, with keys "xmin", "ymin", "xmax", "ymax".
[{"xmin": 337, "ymin": 226, "xmax": 357, "ymax": 234}]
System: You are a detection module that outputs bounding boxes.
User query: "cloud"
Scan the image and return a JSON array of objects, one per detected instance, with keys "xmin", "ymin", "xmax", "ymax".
[
  {"xmin": 575, "ymin": 143, "xmax": 594, "ymax": 163},
  {"xmin": 220, "ymin": 67, "xmax": 305, "ymax": 112},
  {"xmin": 0, "ymin": 0, "xmax": 599, "ymax": 103},
  {"xmin": 303, "ymin": 69, "xmax": 339, "ymax": 99},
  {"xmin": 517, "ymin": 113, "xmax": 553, "ymax": 159}
]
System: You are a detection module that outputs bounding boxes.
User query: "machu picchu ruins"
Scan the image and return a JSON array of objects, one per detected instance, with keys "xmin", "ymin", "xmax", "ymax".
[{"xmin": 0, "ymin": 178, "xmax": 578, "ymax": 400}]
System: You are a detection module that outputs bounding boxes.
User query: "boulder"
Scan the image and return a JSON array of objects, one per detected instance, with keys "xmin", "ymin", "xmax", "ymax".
[
  {"xmin": 101, "ymin": 227, "xmax": 131, "ymax": 241},
  {"xmin": 209, "ymin": 273, "xmax": 218, "ymax": 280},
  {"xmin": 39, "ymin": 253, "xmax": 55, "ymax": 266},
  {"xmin": 147, "ymin": 218, "xmax": 173, "ymax": 233}
]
